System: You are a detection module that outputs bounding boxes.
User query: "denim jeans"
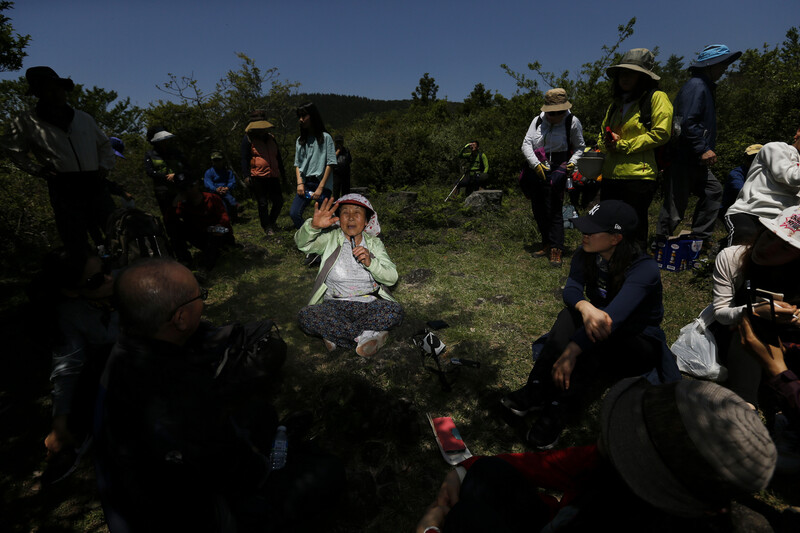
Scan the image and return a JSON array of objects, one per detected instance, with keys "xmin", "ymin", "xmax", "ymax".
[{"xmin": 289, "ymin": 181, "xmax": 331, "ymax": 228}]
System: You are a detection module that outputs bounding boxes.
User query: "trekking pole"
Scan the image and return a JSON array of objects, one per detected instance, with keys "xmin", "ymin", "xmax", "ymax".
[{"xmin": 445, "ymin": 170, "xmax": 467, "ymax": 203}]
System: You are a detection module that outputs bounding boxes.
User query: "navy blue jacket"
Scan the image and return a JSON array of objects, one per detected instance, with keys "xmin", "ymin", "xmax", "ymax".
[
  {"xmin": 563, "ymin": 249, "xmax": 681, "ymax": 384},
  {"xmin": 674, "ymin": 72, "xmax": 717, "ymax": 158}
]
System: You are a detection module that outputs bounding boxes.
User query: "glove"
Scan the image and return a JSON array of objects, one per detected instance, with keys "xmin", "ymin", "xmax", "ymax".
[
  {"xmin": 534, "ymin": 164, "xmax": 547, "ymax": 181},
  {"xmin": 566, "ymin": 162, "xmax": 575, "ymax": 174}
]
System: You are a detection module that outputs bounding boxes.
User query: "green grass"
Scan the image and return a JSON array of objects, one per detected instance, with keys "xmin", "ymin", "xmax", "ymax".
[{"xmin": 1, "ymin": 183, "xmax": 796, "ymax": 532}]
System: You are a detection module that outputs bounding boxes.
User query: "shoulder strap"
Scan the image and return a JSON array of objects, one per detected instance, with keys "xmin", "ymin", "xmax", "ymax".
[
  {"xmin": 638, "ymin": 89, "xmax": 656, "ymax": 131},
  {"xmin": 535, "ymin": 115, "xmax": 542, "ymax": 129},
  {"xmin": 565, "ymin": 113, "xmax": 574, "ymax": 154}
]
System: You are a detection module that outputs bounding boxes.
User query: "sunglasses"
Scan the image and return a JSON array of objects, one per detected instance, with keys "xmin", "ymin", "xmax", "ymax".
[
  {"xmin": 170, "ymin": 287, "xmax": 208, "ymax": 316},
  {"xmin": 546, "ymin": 110, "xmax": 567, "ymax": 117},
  {"xmin": 82, "ymin": 263, "xmax": 111, "ymax": 290}
]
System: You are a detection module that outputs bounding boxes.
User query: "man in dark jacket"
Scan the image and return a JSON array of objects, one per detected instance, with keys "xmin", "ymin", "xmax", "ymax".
[
  {"xmin": 95, "ymin": 259, "xmax": 344, "ymax": 532},
  {"xmin": 656, "ymin": 44, "xmax": 741, "ymax": 243}
]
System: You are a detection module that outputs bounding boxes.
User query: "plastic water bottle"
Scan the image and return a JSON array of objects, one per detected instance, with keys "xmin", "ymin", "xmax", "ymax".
[{"xmin": 270, "ymin": 425, "xmax": 288, "ymax": 471}]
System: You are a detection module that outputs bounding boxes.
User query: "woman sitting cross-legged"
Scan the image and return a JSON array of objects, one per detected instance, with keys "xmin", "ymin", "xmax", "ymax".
[
  {"xmin": 295, "ymin": 194, "xmax": 403, "ymax": 356},
  {"xmin": 501, "ymin": 200, "xmax": 680, "ymax": 449}
]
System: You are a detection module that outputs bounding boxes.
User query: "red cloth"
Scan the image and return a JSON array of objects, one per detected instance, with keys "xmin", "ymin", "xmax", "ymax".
[
  {"xmin": 460, "ymin": 444, "xmax": 601, "ymax": 517},
  {"xmin": 176, "ymin": 192, "xmax": 232, "ymax": 231}
]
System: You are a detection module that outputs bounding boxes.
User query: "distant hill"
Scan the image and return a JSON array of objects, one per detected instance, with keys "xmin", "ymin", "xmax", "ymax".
[{"xmin": 290, "ymin": 93, "xmax": 411, "ymax": 131}]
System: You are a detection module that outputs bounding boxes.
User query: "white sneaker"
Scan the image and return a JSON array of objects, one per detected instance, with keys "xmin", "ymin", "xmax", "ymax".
[{"xmin": 355, "ymin": 330, "xmax": 389, "ymax": 357}]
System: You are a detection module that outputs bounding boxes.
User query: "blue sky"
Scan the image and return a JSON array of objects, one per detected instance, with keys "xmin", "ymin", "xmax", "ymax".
[{"xmin": 2, "ymin": 0, "xmax": 797, "ymax": 108}]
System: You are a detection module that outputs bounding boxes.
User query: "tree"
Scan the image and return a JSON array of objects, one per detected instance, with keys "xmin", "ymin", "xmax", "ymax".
[
  {"xmin": 147, "ymin": 53, "xmax": 300, "ymax": 172},
  {"xmin": 412, "ymin": 73, "xmax": 439, "ymax": 105},
  {"xmin": 0, "ymin": 1, "xmax": 29, "ymax": 72},
  {"xmin": 462, "ymin": 83, "xmax": 494, "ymax": 114}
]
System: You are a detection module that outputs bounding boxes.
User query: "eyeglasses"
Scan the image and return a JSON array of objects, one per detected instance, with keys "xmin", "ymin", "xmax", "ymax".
[
  {"xmin": 546, "ymin": 110, "xmax": 567, "ymax": 117},
  {"xmin": 170, "ymin": 287, "xmax": 208, "ymax": 316}
]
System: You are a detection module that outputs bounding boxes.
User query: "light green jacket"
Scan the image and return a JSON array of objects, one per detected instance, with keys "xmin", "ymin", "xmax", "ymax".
[
  {"xmin": 598, "ymin": 90, "xmax": 673, "ymax": 181},
  {"xmin": 294, "ymin": 219, "xmax": 398, "ymax": 305}
]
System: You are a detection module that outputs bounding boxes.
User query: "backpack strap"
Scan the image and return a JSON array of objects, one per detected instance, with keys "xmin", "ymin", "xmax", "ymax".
[{"xmin": 638, "ymin": 88, "xmax": 656, "ymax": 131}]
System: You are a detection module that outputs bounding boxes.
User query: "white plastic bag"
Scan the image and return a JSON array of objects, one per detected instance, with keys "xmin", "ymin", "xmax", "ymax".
[{"xmin": 671, "ymin": 304, "xmax": 728, "ymax": 382}]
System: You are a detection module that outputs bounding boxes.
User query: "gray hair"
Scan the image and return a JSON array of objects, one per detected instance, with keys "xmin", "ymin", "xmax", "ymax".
[{"xmin": 115, "ymin": 258, "xmax": 196, "ymax": 337}]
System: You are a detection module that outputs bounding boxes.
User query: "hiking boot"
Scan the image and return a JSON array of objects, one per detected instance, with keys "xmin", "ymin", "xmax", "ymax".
[
  {"xmin": 526, "ymin": 407, "xmax": 565, "ymax": 450},
  {"xmin": 533, "ymin": 245, "xmax": 550, "ymax": 258},
  {"xmin": 355, "ymin": 331, "xmax": 389, "ymax": 357},
  {"xmin": 323, "ymin": 338, "xmax": 337, "ymax": 352},
  {"xmin": 40, "ymin": 435, "xmax": 92, "ymax": 486},
  {"xmin": 549, "ymin": 248, "xmax": 562, "ymax": 267},
  {"xmin": 500, "ymin": 387, "xmax": 545, "ymax": 417},
  {"xmin": 265, "ymin": 226, "xmax": 275, "ymax": 236}
]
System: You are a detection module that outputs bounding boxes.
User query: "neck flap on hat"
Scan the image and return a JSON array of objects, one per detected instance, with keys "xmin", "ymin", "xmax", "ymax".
[{"xmin": 337, "ymin": 193, "xmax": 381, "ymax": 237}]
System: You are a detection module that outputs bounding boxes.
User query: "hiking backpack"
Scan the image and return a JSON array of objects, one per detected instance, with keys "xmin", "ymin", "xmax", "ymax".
[{"xmin": 105, "ymin": 208, "xmax": 173, "ymax": 268}]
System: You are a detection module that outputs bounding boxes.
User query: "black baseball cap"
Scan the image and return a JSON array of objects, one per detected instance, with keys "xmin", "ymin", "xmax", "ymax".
[{"xmin": 573, "ymin": 200, "xmax": 638, "ymax": 237}]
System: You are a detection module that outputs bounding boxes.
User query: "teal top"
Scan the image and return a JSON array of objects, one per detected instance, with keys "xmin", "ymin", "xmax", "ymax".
[{"xmin": 294, "ymin": 132, "xmax": 336, "ymax": 190}]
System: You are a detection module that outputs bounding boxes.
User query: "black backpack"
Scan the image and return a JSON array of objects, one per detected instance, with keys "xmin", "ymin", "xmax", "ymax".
[{"xmin": 105, "ymin": 208, "xmax": 173, "ymax": 268}]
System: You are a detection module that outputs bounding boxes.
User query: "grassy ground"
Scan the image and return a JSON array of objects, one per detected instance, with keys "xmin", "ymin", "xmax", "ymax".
[{"xmin": 1, "ymin": 183, "xmax": 797, "ymax": 532}]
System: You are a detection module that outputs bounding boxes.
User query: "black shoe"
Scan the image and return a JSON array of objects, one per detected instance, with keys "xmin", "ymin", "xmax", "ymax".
[
  {"xmin": 500, "ymin": 387, "xmax": 544, "ymax": 417},
  {"xmin": 303, "ymin": 253, "xmax": 321, "ymax": 267},
  {"xmin": 526, "ymin": 407, "xmax": 565, "ymax": 450}
]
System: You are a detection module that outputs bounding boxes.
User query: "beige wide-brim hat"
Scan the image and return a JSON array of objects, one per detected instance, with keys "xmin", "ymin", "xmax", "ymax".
[
  {"xmin": 540, "ymin": 88, "xmax": 572, "ymax": 112},
  {"xmin": 606, "ymin": 48, "xmax": 661, "ymax": 81}
]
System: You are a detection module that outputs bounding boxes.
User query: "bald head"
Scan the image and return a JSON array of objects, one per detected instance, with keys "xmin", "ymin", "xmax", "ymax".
[{"xmin": 116, "ymin": 259, "xmax": 200, "ymax": 341}]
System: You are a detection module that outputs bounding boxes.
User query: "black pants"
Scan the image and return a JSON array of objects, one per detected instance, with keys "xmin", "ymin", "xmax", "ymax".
[
  {"xmin": 463, "ymin": 172, "xmax": 489, "ymax": 196},
  {"xmin": 525, "ymin": 307, "xmax": 660, "ymax": 421},
  {"xmin": 724, "ymin": 212, "xmax": 760, "ymax": 247},
  {"xmin": 251, "ymin": 178, "xmax": 284, "ymax": 229},
  {"xmin": 600, "ymin": 179, "xmax": 657, "ymax": 249},
  {"xmin": 443, "ymin": 457, "xmax": 549, "ymax": 533},
  {"xmin": 530, "ymin": 177, "xmax": 565, "ymax": 251},
  {"xmin": 333, "ymin": 171, "xmax": 350, "ymax": 199},
  {"xmin": 657, "ymin": 156, "xmax": 723, "ymax": 240},
  {"xmin": 48, "ymin": 173, "xmax": 112, "ymax": 253}
]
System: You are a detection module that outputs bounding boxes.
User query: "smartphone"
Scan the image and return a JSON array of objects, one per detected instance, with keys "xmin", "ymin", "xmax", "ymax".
[{"xmin": 432, "ymin": 416, "xmax": 466, "ymax": 453}]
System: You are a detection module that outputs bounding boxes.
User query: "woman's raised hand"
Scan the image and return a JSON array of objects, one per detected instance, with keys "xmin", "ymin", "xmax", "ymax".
[{"xmin": 311, "ymin": 197, "xmax": 339, "ymax": 230}]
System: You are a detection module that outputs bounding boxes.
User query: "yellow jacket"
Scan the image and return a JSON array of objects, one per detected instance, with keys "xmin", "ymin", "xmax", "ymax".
[{"xmin": 598, "ymin": 90, "xmax": 673, "ymax": 181}]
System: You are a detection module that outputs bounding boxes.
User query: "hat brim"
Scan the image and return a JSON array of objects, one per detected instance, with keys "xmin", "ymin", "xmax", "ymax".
[
  {"xmin": 689, "ymin": 51, "xmax": 742, "ymax": 69},
  {"xmin": 572, "ymin": 215, "xmax": 608, "ymax": 234},
  {"xmin": 541, "ymin": 101, "xmax": 572, "ymax": 112},
  {"xmin": 26, "ymin": 77, "xmax": 74, "ymax": 96},
  {"xmin": 150, "ymin": 131, "xmax": 176, "ymax": 143},
  {"xmin": 245, "ymin": 120, "xmax": 274, "ymax": 131},
  {"xmin": 606, "ymin": 64, "xmax": 661, "ymax": 81},
  {"xmin": 758, "ymin": 216, "xmax": 800, "ymax": 250},
  {"xmin": 336, "ymin": 199, "xmax": 374, "ymax": 220}
]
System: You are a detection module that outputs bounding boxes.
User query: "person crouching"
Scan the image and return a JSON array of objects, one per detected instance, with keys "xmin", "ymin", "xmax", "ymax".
[{"xmin": 296, "ymin": 194, "xmax": 403, "ymax": 356}]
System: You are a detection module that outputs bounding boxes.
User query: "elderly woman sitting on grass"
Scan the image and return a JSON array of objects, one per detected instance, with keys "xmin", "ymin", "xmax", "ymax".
[{"xmin": 295, "ymin": 194, "xmax": 402, "ymax": 356}]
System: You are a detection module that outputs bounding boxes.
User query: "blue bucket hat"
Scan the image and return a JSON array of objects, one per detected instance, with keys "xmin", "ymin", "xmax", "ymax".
[{"xmin": 689, "ymin": 44, "xmax": 742, "ymax": 69}]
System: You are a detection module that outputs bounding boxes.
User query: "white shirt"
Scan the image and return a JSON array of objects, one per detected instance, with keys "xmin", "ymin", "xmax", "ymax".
[
  {"xmin": 726, "ymin": 141, "xmax": 800, "ymax": 219},
  {"xmin": 521, "ymin": 111, "xmax": 585, "ymax": 169}
]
